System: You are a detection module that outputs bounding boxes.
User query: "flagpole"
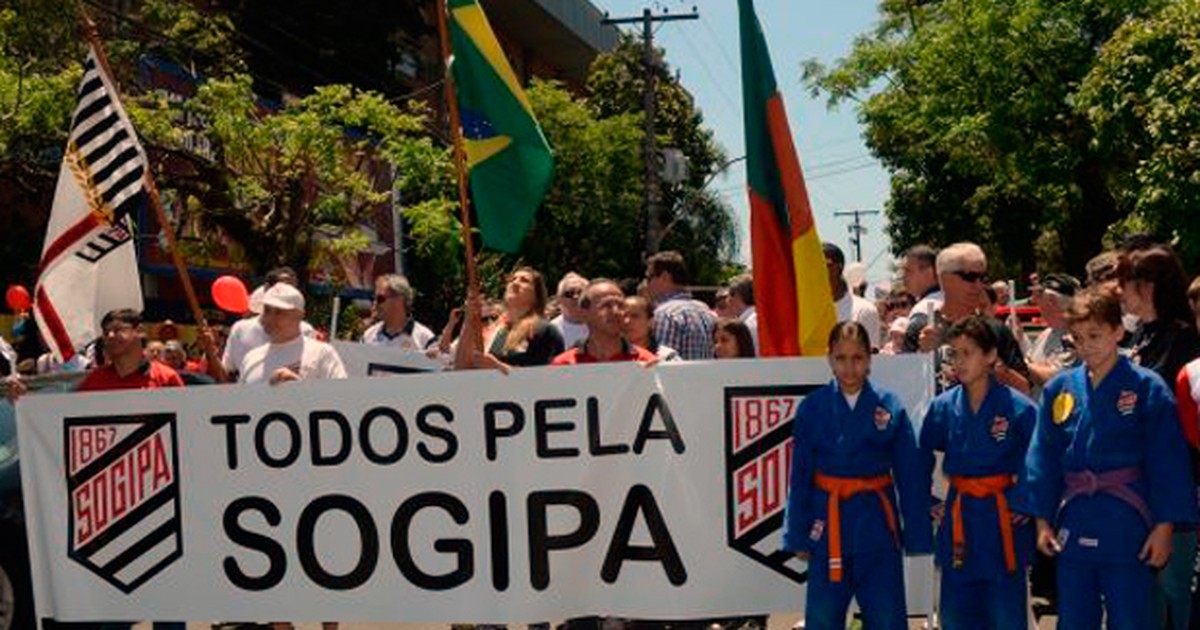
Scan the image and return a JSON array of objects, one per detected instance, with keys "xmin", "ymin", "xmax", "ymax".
[
  {"xmin": 435, "ymin": 0, "xmax": 484, "ymax": 365},
  {"xmin": 79, "ymin": 13, "xmax": 228, "ymax": 382}
]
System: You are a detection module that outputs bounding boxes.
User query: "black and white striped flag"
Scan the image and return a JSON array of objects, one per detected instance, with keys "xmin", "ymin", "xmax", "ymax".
[{"xmin": 34, "ymin": 45, "xmax": 147, "ymax": 361}]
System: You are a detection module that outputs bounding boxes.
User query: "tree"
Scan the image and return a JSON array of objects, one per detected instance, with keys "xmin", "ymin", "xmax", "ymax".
[
  {"xmin": 586, "ymin": 33, "xmax": 739, "ymax": 285},
  {"xmin": 803, "ymin": 0, "xmax": 1166, "ymax": 277},
  {"xmin": 1079, "ymin": 0, "xmax": 1200, "ymax": 266}
]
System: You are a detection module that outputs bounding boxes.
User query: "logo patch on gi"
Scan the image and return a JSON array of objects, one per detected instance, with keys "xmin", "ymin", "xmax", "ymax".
[
  {"xmin": 724, "ymin": 384, "xmax": 819, "ymax": 585},
  {"xmin": 874, "ymin": 406, "xmax": 892, "ymax": 431},
  {"xmin": 1117, "ymin": 390, "xmax": 1138, "ymax": 416},
  {"xmin": 990, "ymin": 416, "xmax": 1009, "ymax": 441},
  {"xmin": 809, "ymin": 519, "xmax": 825, "ymax": 542},
  {"xmin": 65, "ymin": 413, "xmax": 182, "ymax": 593},
  {"xmin": 1052, "ymin": 392, "xmax": 1075, "ymax": 425}
]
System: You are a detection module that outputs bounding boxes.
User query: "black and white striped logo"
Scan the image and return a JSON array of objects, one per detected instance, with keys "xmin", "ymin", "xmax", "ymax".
[
  {"xmin": 65, "ymin": 413, "xmax": 182, "ymax": 593},
  {"xmin": 67, "ymin": 49, "xmax": 147, "ymax": 231}
]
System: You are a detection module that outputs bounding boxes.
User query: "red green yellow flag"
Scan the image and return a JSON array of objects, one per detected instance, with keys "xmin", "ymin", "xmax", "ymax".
[{"xmin": 738, "ymin": 0, "xmax": 836, "ymax": 356}]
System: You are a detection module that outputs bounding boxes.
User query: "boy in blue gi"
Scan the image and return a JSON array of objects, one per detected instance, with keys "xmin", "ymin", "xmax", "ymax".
[
  {"xmin": 783, "ymin": 322, "xmax": 932, "ymax": 630},
  {"xmin": 919, "ymin": 315, "xmax": 1038, "ymax": 629},
  {"xmin": 1024, "ymin": 284, "xmax": 1199, "ymax": 629}
]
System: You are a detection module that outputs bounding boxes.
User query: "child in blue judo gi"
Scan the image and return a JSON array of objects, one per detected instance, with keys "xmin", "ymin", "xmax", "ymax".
[
  {"xmin": 783, "ymin": 321, "xmax": 932, "ymax": 630},
  {"xmin": 919, "ymin": 315, "xmax": 1038, "ymax": 629},
  {"xmin": 1024, "ymin": 284, "xmax": 1199, "ymax": 630}
]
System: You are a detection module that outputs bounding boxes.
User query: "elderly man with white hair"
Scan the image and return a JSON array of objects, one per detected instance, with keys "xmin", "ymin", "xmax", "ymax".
[
  {"xmin": 551, "ymin": 271, "xmax": 590, "ymax": 349},
  {"xmin": 902, "ymin": 242, "xmax": 1031, "ymax": 394}
]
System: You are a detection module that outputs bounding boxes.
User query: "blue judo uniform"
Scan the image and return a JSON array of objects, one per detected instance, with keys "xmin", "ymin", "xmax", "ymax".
[
  {"xmin": 919, "ymin": 378, "xmax": 1037, "ymax": 630},
  {"xmin": 783, "ymin": 380, "xmax": 932, "ymax": 630},
  {"xmin": 1023, "ymin": 356, "xmax": 1199, "ymax": 630}
]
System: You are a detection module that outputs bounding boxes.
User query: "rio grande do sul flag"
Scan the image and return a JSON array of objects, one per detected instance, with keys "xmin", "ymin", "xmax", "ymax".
[
  {"xmin": 447, "ymin": 0, "xmax": 554, "ymax": 253},
  {"xmin": 34, "ymin": 44, "xmax": 145, "ymax": 361},
  {"xmin": 737, "ymin": 0, "xmax": 836, "ymax": 357}
]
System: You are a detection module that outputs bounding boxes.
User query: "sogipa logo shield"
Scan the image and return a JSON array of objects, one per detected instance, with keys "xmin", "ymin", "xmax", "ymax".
[
  {"xmin": 724, "ymin": 384, "xmax": 817, "ymax": 584},
  {"xmin": 65, "ymin": 413, "xmax": 182, "ymax": 593}
]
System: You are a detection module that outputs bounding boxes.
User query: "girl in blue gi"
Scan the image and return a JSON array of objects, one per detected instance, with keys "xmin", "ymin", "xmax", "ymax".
[
  {"xmin": 783, "ymin": 321, "xmax": 932, "ymax": 630},
  {"xmin": 919, "ymin": 315, "xmax": 1037, "ymax": 629},
  {"xmin": 1025, "ymin": 284, "xmax": 1199, "ymax": 629}
]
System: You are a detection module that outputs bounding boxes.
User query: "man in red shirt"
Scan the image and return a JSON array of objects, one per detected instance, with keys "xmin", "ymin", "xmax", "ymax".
[
  {"xmin": 77, "ymin": 309, "xmax": 184, "ymax": 392},
  {"xmin": 552, "ymin": 279, "xmax": 656, "ymax": 365}
]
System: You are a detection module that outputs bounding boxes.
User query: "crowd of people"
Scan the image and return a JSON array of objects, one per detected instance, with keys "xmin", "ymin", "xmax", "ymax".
[{"xmin": 6, "ymin": 235, "xmax": 1200, "ymax": 630}]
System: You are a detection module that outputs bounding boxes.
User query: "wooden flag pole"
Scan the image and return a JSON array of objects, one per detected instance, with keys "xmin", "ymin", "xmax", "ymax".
[
  {"xmin": 435, "ymin": 0, "xmax": 485, "ymax": 365},
  {"xmin": 80, "ymin": 13, "xmax": 228, "ymax": 382}
]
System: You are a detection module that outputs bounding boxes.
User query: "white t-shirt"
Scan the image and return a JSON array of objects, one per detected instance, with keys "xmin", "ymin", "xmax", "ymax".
[
  {"xmin": 361, "ymin": 319, "xmax": 436, "ymax": 351},
  {"xmin": 551, "ymin": 315, "xmax": 589, "ymax": 349},
  {"xmin": 738, "ymin": 306, "xmax": 760, "ymax": 355},
  {"xmin": 223, "ymin": 316, "xmax": 316, "ymax": 373},
  {"xmin": 238, "ymin": 336, "xmax": 346, "ymax": 384},
  {"xmin": 835, "ymin": 292, "xmax": 882, "ymax": 349},
  {"xmin": 909, "ymin": 290, "xmax": 945, "ymax": 322}
]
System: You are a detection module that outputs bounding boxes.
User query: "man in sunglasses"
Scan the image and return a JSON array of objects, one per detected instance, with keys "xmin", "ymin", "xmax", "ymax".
[
  {"xmin": 362, "ymin": 274, "xmax": 435, "ymax": 352},
  {"xmin": 902, "ymin": 242, "xmax": 1031, "ymax": 394},
  {"xmin": 551, "ymin": 272, "xmax": 590, "ymax": 349}
]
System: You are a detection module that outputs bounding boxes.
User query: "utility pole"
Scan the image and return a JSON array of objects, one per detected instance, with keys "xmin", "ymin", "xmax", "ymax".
[
  {"xmin": 833, "ymin": 210, "xmax": 880, "ymax": 263},
  {"xmin": 602, "ymin": 7, "xmax": 698, "ymax": 255}
]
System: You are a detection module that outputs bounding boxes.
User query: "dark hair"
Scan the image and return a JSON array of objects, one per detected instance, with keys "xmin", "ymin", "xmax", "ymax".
[
  {"xmin": 822, "ymin": 242, "xmax": 846, "ymax": 267},
  {"xmin": 266, "ymin": 266, "xmax": 299, "ymax": 287},
  {"xmin": 1117, "ymin": 233, "xmax": 1160, "ymax": 253},
  {"xmin": 100, "ymin": 308, "xmax": 143, "ymax": 330},
  {"xmin": 647, "ymin": 250, "xmax": 689, "ymax": 285},
  {"xmin": 715, "ymin": 318, "xmax": 756, "ymax": 358},
  {"xmin": 1118, "ymin": 246, "xmax": 1194, "ymax": 328},
  {"xmin": 904, "ymin": 245, "xmax": 938, "ymax": 270},
  {"xmin": 728, "ymin": 274, "xmax": 754, "ymax": 306},
  {"xmin": 827, "ymin": 321, "xmax": 872, "ymax": 355},
  {"xmin": 1067, "ymin": 284, "xmax": 1124, "ymax": 329},
  {"xmin": 946, "ymin": 314, "xmax": 999, "ymax": 354}
]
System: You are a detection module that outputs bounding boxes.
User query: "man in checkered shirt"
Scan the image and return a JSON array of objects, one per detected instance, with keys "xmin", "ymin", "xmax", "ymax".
[{"xmin": 645, "ymin": 250, "xmax": 717, "ymax": 360}]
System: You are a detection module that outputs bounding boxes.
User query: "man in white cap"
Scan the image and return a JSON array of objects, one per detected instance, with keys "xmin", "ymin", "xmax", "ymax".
[
  {"xmin": 239, "ymin": 283, "xmax": 346, "ymax": 384},
  {"xmin": 221, "ymin": 266, "xmax": 316, "ymax": 380}
]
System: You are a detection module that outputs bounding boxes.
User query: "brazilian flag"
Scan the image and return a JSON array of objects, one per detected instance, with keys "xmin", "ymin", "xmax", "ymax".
[{"xmin": 448, "ymin": 0, "xmax": 554, "ymax": 253}]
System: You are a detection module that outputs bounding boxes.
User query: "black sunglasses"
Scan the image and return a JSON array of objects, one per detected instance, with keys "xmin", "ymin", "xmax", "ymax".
[
  {"xmin": 561, "ymin": 288, "xmax": 582, "ymax": 300},
  {"xmin": 952, "ymin": 270, "xmax": 988, "ymax": 284},
  {"xmin": 374, "ymin": 294, "xmax": 391, "ymax": 304}
]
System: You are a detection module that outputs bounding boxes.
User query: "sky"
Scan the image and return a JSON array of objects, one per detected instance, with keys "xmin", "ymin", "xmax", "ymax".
[{"xmin": 590, "ymin": 0, "xmax": 895, "ymax": 285}]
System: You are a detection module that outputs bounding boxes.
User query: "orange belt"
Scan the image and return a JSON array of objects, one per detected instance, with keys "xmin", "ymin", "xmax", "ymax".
[
  {"xmin": 949, "ymin": 474, "xmax": 1017, "ymax": 573},
  {"xmin": 813, "ymin": 472, "xmax": 898, "ymax": 583}
]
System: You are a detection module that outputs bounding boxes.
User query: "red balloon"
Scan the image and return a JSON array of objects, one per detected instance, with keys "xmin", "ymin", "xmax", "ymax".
[
  {"xmin": 211, "ymin": 275, "xmax": 250, "ymax": 314},
  {"xmin": 5, "ymin": 285, "xmax": 31, "ymax": 312}
]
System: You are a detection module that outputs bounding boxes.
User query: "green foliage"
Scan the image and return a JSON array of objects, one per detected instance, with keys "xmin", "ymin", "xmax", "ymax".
[
  {"xmin": 0, "ymin": 1, "xmax": 739, "ymax": 327},
  {"xmin": 804, "ymin": 0, "xmax": 1166, "ymax": 276},
  {"xmin": 585, "ymin": 33, "xmax": 738, "ymax": 285},
  {"xmin": 139, "ymin": 74, "xmax": 446, "ymax": 282},
  {"xmin": 1079, "ymin": 0, "xmax": 1200, "ymax": 265}
]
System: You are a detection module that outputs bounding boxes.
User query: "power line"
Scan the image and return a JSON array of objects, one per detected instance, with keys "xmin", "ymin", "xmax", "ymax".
[
  {"xmin": 699, "ymin": 12, "xmax": 739, "ymax": 76},
  {"xmin": 673, "ymin": 26, "xmax": 740, "ymax": 118},
  {"xmin": 807, "ymin": 161, "xmax": 878, "ymax": 180}
]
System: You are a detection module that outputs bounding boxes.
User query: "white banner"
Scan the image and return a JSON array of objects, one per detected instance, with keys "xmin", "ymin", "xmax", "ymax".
[
  {"xmin": 18, "ymin": 356, "xmax": 935, "ymax": 623},
  {"xmin": 331, "ymin": 341, "xmax": 443, "ymax": 377}
]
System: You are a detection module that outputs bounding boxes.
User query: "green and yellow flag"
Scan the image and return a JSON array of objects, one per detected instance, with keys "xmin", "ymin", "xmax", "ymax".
[{"xmin": 448, "ymin": 0, "xmax": 554, "ymax": 253}]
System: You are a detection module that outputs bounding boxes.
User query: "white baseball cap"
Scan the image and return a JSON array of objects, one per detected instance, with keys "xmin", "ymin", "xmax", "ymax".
[
  {"xmin": 247, "ymin": 285, "xmax": 266, "ymax": 315},
  {"xmin": 261, "ymin": 283, "xmax": 305, "ymax": 311}
]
